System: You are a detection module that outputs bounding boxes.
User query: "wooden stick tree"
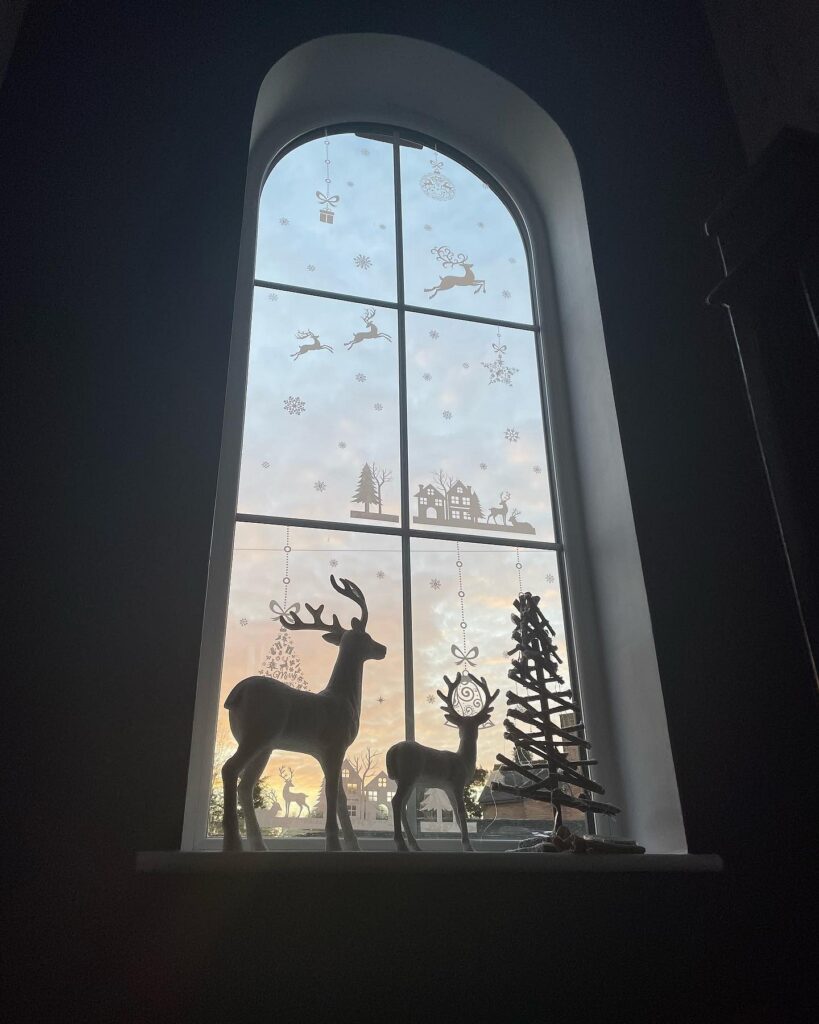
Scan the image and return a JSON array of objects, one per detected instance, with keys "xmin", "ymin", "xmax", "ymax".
[{"xmin": 494, "ymin": 591, "xmax": 620, "ymax": 829}]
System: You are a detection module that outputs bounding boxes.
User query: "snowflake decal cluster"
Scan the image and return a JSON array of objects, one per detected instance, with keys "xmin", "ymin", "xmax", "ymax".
[{"xmin": 283, "ymin": 395, "xmax": 306, "ymax": 416}]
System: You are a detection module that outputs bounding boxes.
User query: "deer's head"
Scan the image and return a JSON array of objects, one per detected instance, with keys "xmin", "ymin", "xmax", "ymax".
[
  {"xmin": 437, "ymin": 673, "xmax": 500, "ymax": 734},
  {"xmin": 280, "ymin": 576, "xmax": 386, "ymax": 662}
]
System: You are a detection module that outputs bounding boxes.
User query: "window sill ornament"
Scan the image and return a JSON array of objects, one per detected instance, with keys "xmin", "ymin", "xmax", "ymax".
[
  {"xmin": 221, "ymin": 576, "xmax": 386, "ymax": 852},
  {"xmin": 386, "ymin": 673, "xmax": 499, "ymax": 852},
  {"xmin": 316, "ymin": 133, "xmax": 340, "ymax": 224},
  {"xmin": 425, "ymin": 246, "xmax": 486, "ymax": 299},
  {"xmin": 494, "ymin": 591, "xmax": 643, "ymax": 854},
  {"xmin": 419, "ymin": 152, "xmax": 455, "ymax": 201}
]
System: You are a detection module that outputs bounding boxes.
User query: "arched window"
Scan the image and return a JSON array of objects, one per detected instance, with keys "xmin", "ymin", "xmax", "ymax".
[{"xmin": 183, "ymin": 35, "xmax": 687, "ymax": 854}]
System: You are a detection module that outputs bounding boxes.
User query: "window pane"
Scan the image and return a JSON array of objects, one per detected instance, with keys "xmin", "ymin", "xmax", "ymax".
[
  {"xmin": 410, "ymin": 537, "xmax": 570, "ymax": 837},
  {"xmin": 256, "ymin": 133, "xmax": 397, "ymax": 301},
  {"xmin": 401, "ymin": 144, "xmax": 532, "ymax": 324},
  {"xmin": 210, "ymin": 522, "xmax": 404, "ymax": 837},
  {"xmin": 406, "ymin": 312, "xmax": 554, "ymax": 542},
  {"xmin": 238, "ymin": 288, "xmax": 401, "ymax": 526}
]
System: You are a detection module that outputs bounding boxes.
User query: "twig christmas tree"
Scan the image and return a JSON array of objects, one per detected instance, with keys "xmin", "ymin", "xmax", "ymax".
[{"xmin": 494, "ymin": 591, "xmax": 620, "ymax": 830}]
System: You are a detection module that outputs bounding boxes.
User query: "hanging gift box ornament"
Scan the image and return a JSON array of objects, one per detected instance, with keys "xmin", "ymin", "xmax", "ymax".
[
  {"xmin": 420, "ymin": 155, "xmax": 455, "ymax": 201},
  {"xmin": 316, "ymin": 135, "xmax": 340, "ymax": 224}
]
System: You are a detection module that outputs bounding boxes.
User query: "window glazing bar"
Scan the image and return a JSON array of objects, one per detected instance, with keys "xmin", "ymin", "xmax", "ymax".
[
  {"xmin": 235, "ymin": 512, "xmax": 562, "ymax": 552},
  {"xmin": 253, "ymin": 279, "xmax": 537, "ymax": 333}
]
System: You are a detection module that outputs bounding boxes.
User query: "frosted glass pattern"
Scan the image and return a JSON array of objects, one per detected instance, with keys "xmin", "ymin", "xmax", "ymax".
[
  {"xmin": 406, "ymin": 312, "xmax": 554, "ymax": 541},
  {"xmin": 257, "ymin": 134, "xmax": 397, "ymax": 300},
  {"xmin": 237, "ymin": 288, "xmax": 400, "ymax": 525},
  {"xmin": 401, "ymin": 145, "xmax": 532, "ymax": 324}
]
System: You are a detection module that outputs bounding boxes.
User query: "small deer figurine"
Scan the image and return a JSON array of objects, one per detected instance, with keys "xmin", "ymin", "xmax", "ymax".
[
  {"xmin": 221, "ymin": 576, "xmax": 386, "ymax": 852},
  {"xmin": 487, "ymin": 491, "xmax": 511, "ymax": 526},
  {"xmin": 424, "ymin": 246, "xmax": 486, "ymax": 299},
  {"xmin": 345, "ymin": 308, "xmax": 392, "ymax": 349},
  {"xmin": 290, "ymin": 329, "xmax": 333, "ymax": 360},
  {"xmin": 386, "ymin": 673, "xmax": 499, "ymax": 853},
  {"xmin": 279, "ymin": 766, "xmax": 309, "ymax": 818}
]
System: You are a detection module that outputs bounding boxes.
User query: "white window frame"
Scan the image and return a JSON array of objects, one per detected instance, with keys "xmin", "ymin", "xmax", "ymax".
[{"xmin": 181, "ymin": 33, "xmax": 687, "ymax": 855}]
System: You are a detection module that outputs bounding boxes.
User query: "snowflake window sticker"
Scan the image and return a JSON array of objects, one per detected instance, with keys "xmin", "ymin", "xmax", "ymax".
[
  {"xmin": 355, "ymin": 372, "xmax": 367, "ymax": 383},
  {"xmin": 354, "ymin": 254, "xmax": 372, "ymax": 270},
  {"xmin": 314, "ymin": 481, "xmax": 326, "ymax": 492},
  {"xmin": 545, "ymin": 573, "xmax": 555, "ymax": 584},
  {"xmin": 429, "ymin": 329, "xmax": 439, "ymax": 340},
  {"xmin": 329, "ymin": 559, "xmax": 339, "ymax": 568},
  {"xmin": 239, "ymin": 617, "xmax": 248, "ymax": 627},
  {"xmin": 533, "ymin": 465, "xmax": 542, "ymax": 474},
  {"xmin": 306, "ymin": 265, "xmax": 316, "ymax": 272},
  {"xmin": 505, "ymin": 427, "xmax": 519, "ymax": 443},
  {"xmin": 422, "ymin": 372, "xmax": 432, "ymax": 381},
  {"xmin": 502, "ymin": 290, "xmax": 511, "ymax": 299},
  {"xmin": 480, "ymin": 462, "xmax": 488, "ymax": 470},
  {"xmin": 426, "ymin": 694, "xmax": 436, "ymax": 704},
  {"xmin": 279, "ymin": 217, "xmax": 289, "ymax": 226},
  {"xmin": 482, "ymin": 328, "xmax": 519, "ymax": 387},
  {"xmin": 267, "ymin": 293, "xmax": 278, "ymax": 302},
  {"xmin": 442, "ymin": 410, "xmax": 453, "ymax": 420},
  {"xmin": 429, "ymin": 578, "xmax": 441, "ymax": 590},
  {"xmin": 374, "ymin": 403, "xmax": 383, "ymax": 412},
  {"xmin": 283, "ymin": 396, "xmax": 306, "ymax": 416},
  {"xmin": 337, "ymin": 441, "xmax": 347, "ymax": 449},
  {"xmin": 376, "ymin": 570, "xmax": 385, "ymax": 579},
  {"xmin": 262, "ymin": 461, "xmax": 270, "ymax": 468}
]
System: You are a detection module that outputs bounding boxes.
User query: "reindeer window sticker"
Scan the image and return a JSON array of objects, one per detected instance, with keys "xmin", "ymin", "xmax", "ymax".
[
  {"xmin": 425, "ymin": 246, "xmax": 486, "ymax": 299},
  {"xmin": 345, "ymin": 308, "xmax": 392, "ymax": 349},
  {"xmin": 290, "ymin": 329, "xmax": 333, "ymax": 361}
]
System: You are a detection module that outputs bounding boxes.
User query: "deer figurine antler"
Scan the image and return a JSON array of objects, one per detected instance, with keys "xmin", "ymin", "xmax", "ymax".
[
  {"xmin": 221, "ymin": 576, "xmax": 386, "ymax": 852},
  {"xmin": 386, "ymin": 672, "xmax": 499, "ymax": 852}
]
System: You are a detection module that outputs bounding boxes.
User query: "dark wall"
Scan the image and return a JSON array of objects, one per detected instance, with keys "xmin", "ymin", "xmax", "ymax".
[{"xmin": 3, "ymin": 1, "xmax": 816, "ymax": 1017}]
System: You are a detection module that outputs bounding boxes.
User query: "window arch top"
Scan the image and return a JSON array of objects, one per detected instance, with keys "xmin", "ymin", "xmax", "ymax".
[{"xmin": 256, "ymin": 127, "xmax": 534, "ymax": 325}]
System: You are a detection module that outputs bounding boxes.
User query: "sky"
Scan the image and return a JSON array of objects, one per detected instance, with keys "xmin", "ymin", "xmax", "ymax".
[{"xmin": 210, "ymin": 132, "xmax": 570, "ymax": 827}]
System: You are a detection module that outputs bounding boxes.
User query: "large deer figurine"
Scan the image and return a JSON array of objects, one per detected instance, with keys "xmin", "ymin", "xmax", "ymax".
[
  {"xmin": 221, "ymin": 576, "xmax": 386, "ymax": 852},
  {"xmin": 279, "ymin": 766, "xmax": 309, "ymax": 818},
  {"xmin": 290, "ymin": 329, "xmax": 333, "ymax": 360},
  {"xmin": 424, "ymin": 246, "xmax": 486, "ymax": 299},
  {"xmin": 345, "ymin": 308, "xmax": 392, "ymax": 349},
  {"xmin": 386, "ymin": 673, "xmax": 499, "ymax": 853}
]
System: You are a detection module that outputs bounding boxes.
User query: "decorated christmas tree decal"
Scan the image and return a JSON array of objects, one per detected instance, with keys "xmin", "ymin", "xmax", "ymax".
[
  {"xmin": 259, "ymin": 624, "xmax": 308, "ymax": 690},
  {"xmin": 495, "ymin": 592, "xmax": 642, "ymax": 852}
]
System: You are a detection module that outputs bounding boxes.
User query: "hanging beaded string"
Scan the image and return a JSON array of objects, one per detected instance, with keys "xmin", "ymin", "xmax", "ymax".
[
  {"xmin": 515, "ymin": 545, "xmax": 524, "ymax": 598},
  {"xmin": 451, "ymin": 541, "xmax": 478, "ymax": 668},
  {"xmin": 282, "ymin": 526, "xmax": 291, "ymax": 610},
  {"xmin": 316, "ymin": 131, "xmax": 340, "ymax": 222}
]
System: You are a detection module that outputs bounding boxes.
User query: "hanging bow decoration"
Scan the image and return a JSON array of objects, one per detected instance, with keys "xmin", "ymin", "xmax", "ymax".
[
  {"xmin": 492, "ymin": 343, "xmax": 507, "ymax": 355},
  {"xmin": 315, "ymin": 191, "xmax": 340, "ymax": 208},
  {"xmin": 451, "ymin": 643, "xmax": 479, "ymax": 667},
  {"xmin": 270, "ymin": 599, "xmax": 301, "ymax": 621}
]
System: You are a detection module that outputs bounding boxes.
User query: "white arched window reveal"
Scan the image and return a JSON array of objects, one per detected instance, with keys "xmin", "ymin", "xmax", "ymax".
[{"xmin": 183, "ymin": 35, "xmax": 686, "ymax": 854}]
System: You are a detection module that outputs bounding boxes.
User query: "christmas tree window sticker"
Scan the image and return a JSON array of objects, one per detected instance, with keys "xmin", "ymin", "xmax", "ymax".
[
  {"xmin": 350, "ymin": 462, "xmax": 397, "ymax": 523},
  {"xmin": 261, "ymin": 527, "xmax": 308, "ymax": 691}
]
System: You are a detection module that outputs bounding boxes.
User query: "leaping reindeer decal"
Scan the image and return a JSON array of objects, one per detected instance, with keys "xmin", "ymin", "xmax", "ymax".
[
  {"xmin": 290, "ymin": 329, "xmax": 334, "ymax": 361},
  {"xmin": 345, "ymin": 308, "xmax": 392, "ymax": 349},
  {"xmin": 424, "ymin": 246, "xmax": 486, "ymax": 299},
  {"xmin": 221, "ymin": 577, "xmax": 386, "ymax": 852}
]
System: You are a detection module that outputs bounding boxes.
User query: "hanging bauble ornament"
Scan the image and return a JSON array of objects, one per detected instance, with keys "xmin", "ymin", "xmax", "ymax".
[
  {"xmin": 317, "ymin": 134, "xmax": 340, "ymax": 224},
  {"xmin": 420, "ymin": 159, "xmax": 455, "ymax": 202}
]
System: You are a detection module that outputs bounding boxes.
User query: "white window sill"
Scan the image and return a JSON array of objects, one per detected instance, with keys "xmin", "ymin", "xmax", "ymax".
[{"xmin": 137, "ymin": 849, "xmax": 721, "ymax": 875}]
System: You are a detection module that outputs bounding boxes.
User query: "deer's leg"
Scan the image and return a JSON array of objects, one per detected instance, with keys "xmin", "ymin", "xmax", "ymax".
[
  {"xmin": 401, "ymin": 791, "xmax": 422, "ymax": 853},
  {"xmin": 448, "ymin": 786, "xmax": 474, "ymax": 852},
  {"xmin": 238, "ymin": 747, "xmax": 273, "ymax": 852},
  {"xmin": 221, "ymin": 741, "xmax": 263, "ymax": 853},
  {"xmin": 336, "ymin": 781, "xmax": 360, "ymax": 852},
  {"xmin": 391, "ymin": 786, "xmax": 409, "ymax": 852},
  {"xmin": 321, "ymin": 755, "xmax": 343, "ymax": 853}
]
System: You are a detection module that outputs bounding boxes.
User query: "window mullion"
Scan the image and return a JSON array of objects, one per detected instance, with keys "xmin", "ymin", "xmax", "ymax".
[{"xmin": 393, "ymin": 130, "xmax": 416, "ymax": 744}]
